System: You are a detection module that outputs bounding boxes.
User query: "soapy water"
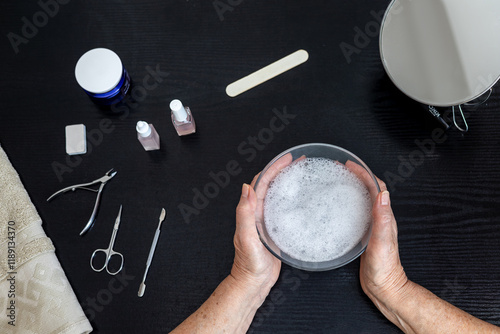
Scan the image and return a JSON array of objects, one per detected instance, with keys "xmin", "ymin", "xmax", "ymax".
[{"xmin": 264, "ymin": 158, "xmax": 372, "ymax": 263}]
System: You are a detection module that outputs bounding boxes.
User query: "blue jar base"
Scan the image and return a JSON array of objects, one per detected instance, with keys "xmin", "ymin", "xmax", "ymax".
[{"xmin": 85, "ymin": 69, "xmax": 131, "ymax": 108}]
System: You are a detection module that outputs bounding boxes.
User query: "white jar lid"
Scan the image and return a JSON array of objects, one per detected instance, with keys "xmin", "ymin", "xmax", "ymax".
[{"xmin": 75, "ymin": 48, "xmax": 123, "ymax": 94}]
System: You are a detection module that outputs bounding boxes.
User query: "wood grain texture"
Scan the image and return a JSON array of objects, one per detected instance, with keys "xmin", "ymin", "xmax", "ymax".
[{"xmin": 1, "ymin": 0, "xmax": 499, "ymax": 333}]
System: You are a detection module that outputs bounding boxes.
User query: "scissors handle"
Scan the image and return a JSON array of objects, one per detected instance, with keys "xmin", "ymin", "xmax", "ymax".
[
  {"xmin": 90, "ymin": 249, "xmax": 124, "ymax": 275},
  {"xmin": 90, "ymin": 248, "xmax": 108, "ymax": 272},
  {"xmin": 105, "ymin": 251, "xmax": 124, "ymax": 275}
]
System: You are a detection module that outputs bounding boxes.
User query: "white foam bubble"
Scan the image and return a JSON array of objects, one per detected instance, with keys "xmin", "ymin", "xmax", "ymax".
[{"xmin": 263, "ymin": 158, "xmax": 372, "ymax": 263}]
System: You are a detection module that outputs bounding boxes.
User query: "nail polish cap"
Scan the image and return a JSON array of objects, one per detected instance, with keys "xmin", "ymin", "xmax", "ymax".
[
  {"xmin": 170, "ymin": 99, "xmax": 188, "ymax": 122},
  {"xmin": 136, "ymin": 121, "xmax": 152, "ymax": 137}
]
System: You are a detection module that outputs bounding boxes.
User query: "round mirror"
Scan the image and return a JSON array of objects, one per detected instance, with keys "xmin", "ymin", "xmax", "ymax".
[{"xmin": 380, "ymin": 0, "xmax": 500, "ymax": 107}]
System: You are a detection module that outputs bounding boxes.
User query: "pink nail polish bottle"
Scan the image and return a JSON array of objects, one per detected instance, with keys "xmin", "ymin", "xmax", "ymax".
[
  {"xmin": 136, "ymin": 121, "xmax": 160, "ymax": 151},
  {"xmin": 170, "ymin": 99, "xmax": 196, "ymax": 136}
]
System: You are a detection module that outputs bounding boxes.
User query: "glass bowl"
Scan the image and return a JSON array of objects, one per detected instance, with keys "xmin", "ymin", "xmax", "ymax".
[{"xmin": 254, "ymin": 143, "xmax": 380, "ymax": 271}]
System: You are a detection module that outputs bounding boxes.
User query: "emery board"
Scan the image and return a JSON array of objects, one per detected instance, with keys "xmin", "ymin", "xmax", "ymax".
[
  {"xmin": 65, "ymin": 124, "xmax": 87, "ymax": 155},
  {"xmin": 226, "ymin": 49, "xmax": 309, "ymax": 97}
]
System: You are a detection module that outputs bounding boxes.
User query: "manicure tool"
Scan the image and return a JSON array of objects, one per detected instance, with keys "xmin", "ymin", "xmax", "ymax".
[
  {"xmin": 65, "ymin": 124, "xmax": 87, "ymax": 155},
  {"xmin": 90, "ymin": 205, "xmax": 124, "ymax": 275},
  {"xmin": 226, "ymin": 49, "xmax": 309, "ymax": 97},
  {"xmin": 47, "ymin": 169, "xmax": 117, "ymax": 235},
  {"xmin": 138, "ymin": 208, "xmax": 166, "ymax": 297}
]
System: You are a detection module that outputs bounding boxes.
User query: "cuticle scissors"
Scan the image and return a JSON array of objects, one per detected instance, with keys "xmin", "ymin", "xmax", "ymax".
[
  {"xmin": 47, "ymin": 168, "xmax": 117, "ymax": 236},
  {"xmin": 90, "ymin": 205, "xmax": 124, "ymax": 275}
]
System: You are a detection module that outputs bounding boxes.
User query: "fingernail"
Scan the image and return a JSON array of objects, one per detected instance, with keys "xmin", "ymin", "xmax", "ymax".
[
  {"xmin": 381, "ymin": 191, "xmax": 390, "ymax": 206},
  {"xmin": 242, "ymin": 184, "xmax": 249, "ymax": 198}
]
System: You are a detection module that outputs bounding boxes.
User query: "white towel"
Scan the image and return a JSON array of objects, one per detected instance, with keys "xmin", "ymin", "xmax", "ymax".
[{"xmin": 0, "ymin": 144, "xmax": 93, "ymax": 334}]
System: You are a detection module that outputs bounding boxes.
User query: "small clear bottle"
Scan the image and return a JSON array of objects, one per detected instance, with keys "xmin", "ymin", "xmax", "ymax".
[
  {"xmin": 170, "ymin": 99, "xmax": 196, "ymax": 136},
  {"xmin": 136, "ymin": 121, "xmax": 160, "ymax": 151}
]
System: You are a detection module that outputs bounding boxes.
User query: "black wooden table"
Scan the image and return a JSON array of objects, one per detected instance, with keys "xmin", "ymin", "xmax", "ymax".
[{"xmin": 1, "ymin": 1, "xmax": 499, "ymax": 333}]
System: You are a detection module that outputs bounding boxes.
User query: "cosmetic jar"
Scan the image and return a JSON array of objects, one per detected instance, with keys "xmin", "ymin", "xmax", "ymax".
[{"xmin": 75, "ymin": 48, "xmax": 131, "ymax": 106}]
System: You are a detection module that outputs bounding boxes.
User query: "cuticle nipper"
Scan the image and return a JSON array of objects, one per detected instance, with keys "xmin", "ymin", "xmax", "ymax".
[{"xmin": 47, "ymin": 168, "xmax": 117, "ymax": 236}]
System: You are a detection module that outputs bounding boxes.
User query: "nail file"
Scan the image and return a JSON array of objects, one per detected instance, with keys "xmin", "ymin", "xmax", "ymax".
[
  {"xmin": 226, "ymin": 49, "xmax": 309, "ymax": 98},
  {"xmin": 65, "ymin": 124, "xmax": 87, "ymax": 155}
]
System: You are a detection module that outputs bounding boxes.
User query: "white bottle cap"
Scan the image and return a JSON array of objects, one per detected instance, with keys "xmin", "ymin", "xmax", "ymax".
[
  {"xmin": 75, "ymin": 48, "xmax": 123, "ymax": 94},
  {"xmin": 170, "ymin": 99, "xmax": 188, "ymax": 122},
  {"xmin": 136, "ymin": 121, "xmax": 152, "ymax": 137}
]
